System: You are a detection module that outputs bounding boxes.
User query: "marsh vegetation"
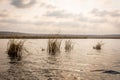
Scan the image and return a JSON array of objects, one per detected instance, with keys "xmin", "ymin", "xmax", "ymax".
[
  {"xmin": 65, "ymin": 40, "xmax": 73, "ymax": 52},
  {"xmin": 47, "ymin": 39, "xmax": 62, "ymax": 55},
  {"xmin": 93, "ymin": 41, "xmax": 104, "ymax": 50},
  {"xmin": 7, "ymin": 39, "xmax": 26, "ymax": 61}
]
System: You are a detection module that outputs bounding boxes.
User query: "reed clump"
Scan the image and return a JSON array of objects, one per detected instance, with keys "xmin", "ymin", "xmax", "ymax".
[
  {"xmin": 7, "ymin": 39, "xmax": 26, "ymax": 61},
  {"xmin": 47, "ymin": 39, "xmax": 62, "ymax": 55},
  {"xmin": 65, "ymin": 40, "xmax": 73, "ymax": 52},
  {"xmin": 93, "ymin": 41, "xmax": 104, "ymax": 50}
]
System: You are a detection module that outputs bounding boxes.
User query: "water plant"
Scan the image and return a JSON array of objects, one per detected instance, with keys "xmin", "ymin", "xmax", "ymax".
[
  {"xmin": 7, "ymin": 39, "xmax": 26, "ymax": 61},
  {"xmin": 65, "ymin": 40, "xmax": 73, "ymax": 52},
  {"xmin": 93, "ymin": 41, "xmax": 104, "ymax": 50},
  {"xmin": 47, "ymin": 39, "xmax": 62, "ymax": 55}
]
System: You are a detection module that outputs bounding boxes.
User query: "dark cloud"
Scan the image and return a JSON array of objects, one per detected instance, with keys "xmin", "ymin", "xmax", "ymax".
[
  {"xmin": 77, "ymin": 14, "xmax": 88, "ymax": 22},
  {"xmin": 0, "ymin": 18, "xmax": 53, "ymax": 26},
  {"xmin": 40, "ymin": 2, "xmax": 56, "ymax": 9},
  {"xmin": 0, "ymin": 19, "xmax": 28, "ymax": 24},
  {"xmin": 77, "ymin": 14, "xmax": 108, "ymax": 23},
  {"xmin": 34, "ymin": 21, "xmax": 54, "ymax": 26},
  {"xmin": 44, "ymin": 10, "xmax": 75, "ymax": 18},
  {"xmin": 11, "ymin": 0, "xmax": 36, "ymax": 8},
  {"xmin": 91, "ymin": 9, "xmax": 107, "ymax": 16},
  {"xmin": 53, "ymin": 21, "xmax": 80, "ymax": 27},
  {"xmin": 91, "ymin": 9, "xmax": 120, "ymax": 17},
  {"xmin": 44, "ymin": 9, "xmax": 108, "ymax": 23}
]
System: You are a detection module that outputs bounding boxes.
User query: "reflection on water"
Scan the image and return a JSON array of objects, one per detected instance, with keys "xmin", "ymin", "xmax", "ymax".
[
  {"xmin": 0, "ymin": 39, "xmax": 120, "ymax": 80},
  {"xmin": 0, "ymin": 61, "xmax": 39, "ymax": 80}
]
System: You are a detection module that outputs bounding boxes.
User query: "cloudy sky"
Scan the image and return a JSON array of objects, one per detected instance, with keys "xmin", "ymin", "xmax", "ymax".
[{"xmin": 0, "ymin": 0, "xmax": 120, "ymax": 34}]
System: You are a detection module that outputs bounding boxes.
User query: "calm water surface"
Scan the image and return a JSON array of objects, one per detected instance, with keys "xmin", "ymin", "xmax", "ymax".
[{"xmin": 0, "ymin": 39, "xmax": 120, "ymax": 80}]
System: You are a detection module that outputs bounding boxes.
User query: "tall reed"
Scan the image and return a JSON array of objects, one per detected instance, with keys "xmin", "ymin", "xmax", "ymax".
[
  {"xmin": 7, "ymin": 39, "xmax": 26, "ymax": 61},
  {"xmin": 47, "ymin": 39, "xmax": 62, "ymax": 55},
  {"xmin": 65, "ymin": 40, "xmax": 73, "ymax": 52}
]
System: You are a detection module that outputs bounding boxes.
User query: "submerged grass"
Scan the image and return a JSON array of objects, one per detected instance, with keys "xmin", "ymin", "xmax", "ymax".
[
  {"xmin": 93, "ymin": 41, "xmax": 104, "ymax": 50},
  {"xmin": 47, "ymin": 39, "xmax": 62, "ymax": 55},
  {"xmin": 65, "ymin": 40, "xmax": 73, "ymax": 52},
  {"xmin": 7, "ymin": 39, "xmax": 26, "ymax": 61}
]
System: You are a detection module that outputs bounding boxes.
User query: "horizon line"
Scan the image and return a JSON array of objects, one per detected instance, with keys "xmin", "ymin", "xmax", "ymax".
[{"xmin": 0, "ymin": 31, "xmax": 120, "ymax": 39}]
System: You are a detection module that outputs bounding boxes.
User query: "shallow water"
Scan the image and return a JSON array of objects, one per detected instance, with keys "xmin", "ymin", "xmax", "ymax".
[{"xmin": 0, "ymin": 39, "xmax": 120, "ymax": 80}]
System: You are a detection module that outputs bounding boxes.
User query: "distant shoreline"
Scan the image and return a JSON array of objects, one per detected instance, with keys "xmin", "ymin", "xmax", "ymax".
[{"xmin": 0, "ymin": 31, "xmax": 120, "ymax": 39}]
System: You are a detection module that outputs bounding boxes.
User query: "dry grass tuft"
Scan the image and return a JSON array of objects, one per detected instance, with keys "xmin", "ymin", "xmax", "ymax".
[
  {"xmin": 7, "ymin": 39, "xmax": 26, "ymax": 61},
  {"xmin": 93, "ymin": 41, "xmax": 104, "ymax": 50},
  {"xmin": 65, "ymin": 40, "xmax": 73, "ymax": 52},
  {"xmin": 47, "ymin": 39, "xmax": 62, "ymax": 55}
]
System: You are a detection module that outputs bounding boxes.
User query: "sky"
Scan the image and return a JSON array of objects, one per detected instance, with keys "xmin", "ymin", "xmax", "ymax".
[{"xmin": 0, "ymin": 0, "xmax": 120, "ymax": 34}]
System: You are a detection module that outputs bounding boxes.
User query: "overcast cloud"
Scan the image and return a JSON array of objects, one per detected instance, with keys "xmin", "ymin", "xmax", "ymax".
[{"xmin": 0, "ymin": 0, "xmax": 119, "ymax": 34}]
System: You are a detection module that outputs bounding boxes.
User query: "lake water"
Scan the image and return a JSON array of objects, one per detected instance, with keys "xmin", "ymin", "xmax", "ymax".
[{"xmin": 0, "ymin": 39, "xmax": 120, "ymax": 80}]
